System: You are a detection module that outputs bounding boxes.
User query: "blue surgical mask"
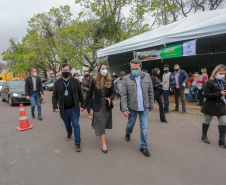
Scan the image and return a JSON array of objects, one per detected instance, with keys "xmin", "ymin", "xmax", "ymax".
[{"xmin": 132, "ymin": 70, "xmax": 140, "ymax": 77}]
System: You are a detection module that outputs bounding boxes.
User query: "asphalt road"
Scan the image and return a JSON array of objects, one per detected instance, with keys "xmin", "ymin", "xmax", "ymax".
[{"xmin": 0, "ymin": 91, "xmax": 226, "ymax": 185}]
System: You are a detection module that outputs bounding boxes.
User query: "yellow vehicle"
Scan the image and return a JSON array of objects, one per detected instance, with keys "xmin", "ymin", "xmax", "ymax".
[{"xmin": 0, "ymin": 72, "xmax": 31, "ymax": 81}]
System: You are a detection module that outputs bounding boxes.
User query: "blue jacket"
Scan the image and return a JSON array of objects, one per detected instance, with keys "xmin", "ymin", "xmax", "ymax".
[{"xmin": 170, "ymin": 70, "xmax": 189, "ymax": 89}]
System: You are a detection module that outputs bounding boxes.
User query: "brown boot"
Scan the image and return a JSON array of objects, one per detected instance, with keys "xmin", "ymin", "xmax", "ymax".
[{"xmin": 88, "ymin": 113, "xmax": 92, "ymax": 119}]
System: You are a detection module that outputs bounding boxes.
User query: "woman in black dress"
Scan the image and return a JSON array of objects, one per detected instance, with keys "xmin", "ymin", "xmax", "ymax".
[
  {"xmin": 151, "ymin": 68, "xmax": 168, "ymax": 123},
  {"xmin": 81, "ymin": 63, "xmax": 115, "ymax": 154},
  {"xmin": 201, "ymin": 64, "xmax": 226, "ymax": 148}
]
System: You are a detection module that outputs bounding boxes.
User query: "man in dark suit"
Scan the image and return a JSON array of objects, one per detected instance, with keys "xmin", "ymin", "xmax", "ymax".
[
  {"xmin": 25, "ymin": 68, "xmax": 44, "ymax": 120},
  {"xmin": 170, "ymin": 64, "xmax": 189, "ymax": 114}
]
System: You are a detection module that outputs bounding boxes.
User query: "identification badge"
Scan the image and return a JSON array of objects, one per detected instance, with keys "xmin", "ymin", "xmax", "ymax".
[{"xmin": 64, "ymin": 90, "xmax": 68, "ymax": 96}]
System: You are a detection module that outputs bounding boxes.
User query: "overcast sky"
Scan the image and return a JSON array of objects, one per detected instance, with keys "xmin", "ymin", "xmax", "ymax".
[{"xmin": 0, "ymin": 0, "xmax": 82, "ymax": 61}]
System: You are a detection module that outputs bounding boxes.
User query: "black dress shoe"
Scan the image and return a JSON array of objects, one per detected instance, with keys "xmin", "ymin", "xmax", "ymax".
[
  {"xmin": 125, "ymin": 134, "xmax": 130, "ymax": 142},
  {"xmin": 38, "ymin": 116, "xmax": 43, "ymax": 120},
  {"xmin": 140, "ymin": 148, "xmax": 151, "ymax": 157},
  {"xmin": 164, "ymin": 110, "xmax": 169, "ymax": 113},
  {"xmin": 32, "ymin": 113, "xmax": 35, "ymax": 119},
  {"xmin": 75, "ymin": 144, "xmax": 81, "ymax": 152},
  {"xmin": 161, "ymin": 120, "xmax": 168, "ymax": 123},
  {"xmin": 181, "ymin": 111, "xmax": 186, "ymax": 114},
  {"xmin": 102, "ymin": 149, "xmax": 108, "ymax": 154},
  {"xmin": 172, "ymin": 109, "xmax": 178, "ymax": 112},
  {"xmin": 66, "ymin": 134, "xmax": 72, "ymax": 141}
]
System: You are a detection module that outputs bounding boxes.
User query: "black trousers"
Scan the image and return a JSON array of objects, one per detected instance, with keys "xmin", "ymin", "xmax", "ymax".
[
  {"xmin": 198, "ymin": 88, "xmax": 204, "ymax": 104},
  {"xmin": 87, "ymin": 99, "xmax": 92, "ymax": 114},
  {"xmin": 155, "ymin": 94, "xmax": 166, "ymax": 122}
]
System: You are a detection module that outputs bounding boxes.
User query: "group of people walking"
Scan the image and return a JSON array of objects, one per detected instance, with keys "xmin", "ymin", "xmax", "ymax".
[
  {"xmin": 52, "ymin": 60, "xmax": 154, "ymax": 157},
  {"xmin": 25, "ymin": 60, "xmax": 226, "ymax": 158}
]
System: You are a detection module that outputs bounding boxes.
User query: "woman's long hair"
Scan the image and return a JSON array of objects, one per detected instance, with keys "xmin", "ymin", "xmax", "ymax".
[
  {"xmin": 209, "ymin": 64, "xmax": 226, "ymax": 80},
  {"xmin": 95, "ymin": 63, "xmax": 112, "ymax": 89},
  {"xmin": 152, "ymin": 68, "xmax": 160, "ymax": 77}
]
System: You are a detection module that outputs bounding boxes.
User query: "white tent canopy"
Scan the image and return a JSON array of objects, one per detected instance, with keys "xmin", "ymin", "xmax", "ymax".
[{"xmin": 97, "ymin": 9, "xmax": 226, "ymax": 58}]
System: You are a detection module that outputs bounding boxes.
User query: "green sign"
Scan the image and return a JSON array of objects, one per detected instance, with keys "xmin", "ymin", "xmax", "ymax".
[{"xmin": 160, "ymin": 43, "xmax": 182, "ymax": 59}]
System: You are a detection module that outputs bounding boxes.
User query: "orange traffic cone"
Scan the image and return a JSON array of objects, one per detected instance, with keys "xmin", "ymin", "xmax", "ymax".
[{"xmin": 17, "ymin": 104, "xmax": 33, "ymax": 131}]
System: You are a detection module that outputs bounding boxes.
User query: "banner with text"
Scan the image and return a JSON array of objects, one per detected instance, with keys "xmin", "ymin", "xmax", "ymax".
[
  {"xmin": 133, "ymin": 40, "xmax": 196, "ymax": 60},
  {"xmin": 134, "ymin": 50, "xmax": 161, "ymax": 61},
  {"xmin": 160, "ymin": 43, "xmax": 182, "ymax": 59},
  {"xmin": 183, "ymin": 40, "xmax": 196, "ymax": 56}
]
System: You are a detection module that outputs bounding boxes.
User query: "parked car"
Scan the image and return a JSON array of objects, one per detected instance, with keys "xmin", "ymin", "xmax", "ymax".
[
  {"xmin": 46, "ymin": 82, "xmax": 54, "ymax": 91},
  {"xmin": 42, "ymin": 79, "xmax": 56, "ymax": 90},
  {"xmin": 45, "ymin": 79, "xmax": 56, "ymax": 91},
  {"xmin": 0, "ymin": 80, "xmax": 6, "ymax": 96},
  {"xmin": 41, "ymin": 79, "xmax": 50, "ymax": 84},
  {"xmin": 1, "ymin": 80, "xmax": 30, "ymax": 106}
]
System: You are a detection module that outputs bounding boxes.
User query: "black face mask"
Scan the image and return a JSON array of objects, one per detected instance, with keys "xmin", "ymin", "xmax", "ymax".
[
  {"xmin": 175, "ymin": 69, "xmax": 179, "ymax": 72},
  {"xmin": 156, "ymin": 74, "xmax": 160, "ymax": 78},
  {"xmin": 62, "ymin": 72, "xmax": 70, "ymax": 78},
  {"xmin": 199, "ymin": 72, "xmax": 202, "ymax": 75},
  {"xmin": 85, "ymin": 74, "xmax": 90, "ymax": 78},
  {"xmin": 164, "ymin": 70, "xmax": 169, "ymax": 73}
]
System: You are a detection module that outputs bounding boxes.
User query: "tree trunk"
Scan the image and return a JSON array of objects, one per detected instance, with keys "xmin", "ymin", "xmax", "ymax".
[{"xmin": 44, "ymin": 70, "xmax": 48, "ymax": 79}]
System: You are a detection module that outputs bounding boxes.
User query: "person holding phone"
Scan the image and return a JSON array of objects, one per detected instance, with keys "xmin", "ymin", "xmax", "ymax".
[
  {"xmin": 201, "ymin": 64, "xmax": 226, "ymax": 148},
  {"xmin": 151, "ymin": 68, "xmax": 168, "ymax": 123},
  {"xmin": 162, "ymin": 64, "xmax": 171, "ymax": 113}
]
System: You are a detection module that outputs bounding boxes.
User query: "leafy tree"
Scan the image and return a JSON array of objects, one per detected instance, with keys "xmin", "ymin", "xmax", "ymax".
[
  {"xmin": 25, "ymin": 5, "xmax": 73, "ymax": 77},
  {"xmin": 75, "ymin": 0, "xmax": 152, "ymax": 45},
  {"xmin": 150, "ymin": 0, "xmax": 225, "ymax": 26},
  {"xmin": 150, "ymin": 0, "xmax": 180, "ymax": 26},
  {"xmin": 2, "ymin": 6, "xmax": 74, "ymax": 77},
  {"xmin": 0, "ymin": 62, "xmax": 6, "ymax": 73},
  {"xmin": 2, "ymin": 38, "xmax": 31, "ymax": 73},
  {"xmin": 175, "ymin": 0, "xmax": 224, "ymax": 17},
  {"xmin": 57, "ymin": 19, "xmax": 105, "ymax": 72}
]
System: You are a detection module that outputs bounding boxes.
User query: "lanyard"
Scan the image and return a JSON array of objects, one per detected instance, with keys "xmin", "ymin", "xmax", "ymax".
[
  {"xmin": 63, "ymin": 80, "xmax": 70, "ymax": 90},
  {"xmin": 157, "ymin": 78, "xmax": 161, "ymax": 84},
  {"xmin": 216, "ymin": 80, "xmax": 224, "ymax": 90}
]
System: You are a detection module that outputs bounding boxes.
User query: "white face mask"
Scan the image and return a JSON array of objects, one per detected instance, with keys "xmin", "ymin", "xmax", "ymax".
[
  {"xmin": 216, "ymin": 74, "xmax": 225, "ymax": 80},
  {"xmin": 75, "ymin": 77, "xmax": 79, "ymax": 79},
  {"xmin": 100, "ymin": 69, "xmax": 108, "ymax": 76},
  {"xmin": 33, "ymin": 72, "xmax": 37, "ymax": 77}
]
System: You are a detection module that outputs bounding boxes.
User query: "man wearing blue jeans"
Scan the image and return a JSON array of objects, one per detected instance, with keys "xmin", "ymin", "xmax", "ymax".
[
  {"xmin": 60, "ymin": 107, "xmax": 81, "ymax": 146},
  {"xmin": 25, "ymin": 68, "xmax": 43, "ymax": 120},
  {"xmin": 121, "ymin": 59, "xmax": 154, "ymax": 157},
  {"xmin": 189, "ymin": 86, "xmax": 198, "ymax": 102},
  {"xmin": 52, "ymin": 63, "xmax": 84, "ymax": 152}
]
